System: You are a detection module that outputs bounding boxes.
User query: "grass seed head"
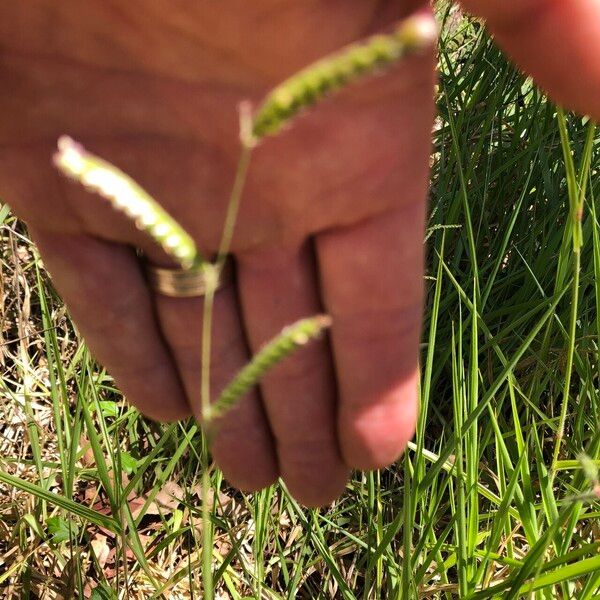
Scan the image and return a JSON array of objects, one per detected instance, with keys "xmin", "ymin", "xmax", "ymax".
[
  {"xmin": 251, "ymin": 12, "xmax": 438, "ymax": 139},
  {"xmin": 209, "ymin": 314, "xmax": 332, "ymax": 421},
  {"xmin": 53, "ymin": 136, "xmax": 203, "ymax": 269}
]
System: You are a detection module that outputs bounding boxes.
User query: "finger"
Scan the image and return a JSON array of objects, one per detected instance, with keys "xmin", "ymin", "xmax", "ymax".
[
  {"xmin": 29, "ymin": 227, "xmax": 190, "ymax": 422},
  {"xmin": 152, "ymin": 272, "xmax": 279, "ymax": 492},
  {"xmin": 460, "ymin": 0, "xmax": 600, "ymax": 119},
  {"xmin": 237, "ymin": 245, "xmax": 349, "ymax": 507},
  {"xmin": 316, "ymin": 204, "xmax": 425, "ymax": 470}
]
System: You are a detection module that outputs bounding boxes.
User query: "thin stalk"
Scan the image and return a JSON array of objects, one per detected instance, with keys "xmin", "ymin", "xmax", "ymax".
[
  {"xmin": 216, "ymin": 141, "xmax": 253, "ymax": 267},
  {"xmin": 551, "ymin": 113, "xmax": 595, "ymax": 474},
  {"xmin": 551, "ymin": 250, "xmax": 579, "ymax": 472},
  {"xmin": 200, "ymin": 109, "xmax": 254, "ymax": 600},
  {"xmin": 445, "ymin": 94, "xmax": 480, "ymax": 302},
  {"xmin": 201, "ymin": 113, "xmax": 254, "ymax": 424},
  {"xmin": 201, "ymin": 467, "xmax": 213, "ymax": 600},
  {"xmin": 200, "ymin": 280, "xmax": 217, "ymax": 425},
  {"xmin": 401, "ymin": 453, "xmax": 414, "ymax": 600}
]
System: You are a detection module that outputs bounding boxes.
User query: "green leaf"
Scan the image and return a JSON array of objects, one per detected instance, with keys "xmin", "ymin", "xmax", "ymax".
[
  {"xmin": 120, "ymin": 452, "xmax": 139, "ymax": 475},
  {"xmin": 0, "ymin": 468, "xmax": 120, "ymax": 533},
  {"xmin": 90, "ymin": 583, "xmax": 117, "ymax": 600},
  {"xmin": 46, "ymin": 515, "xmax": 79, "ymax": 544},
  {"xmin": 0, "ymin": 202, "xmax": 11, "ymax": 225},
  {"xmin": 98, "ymin": 401, "xmax": 119, "ymax": 419},
  {"xmin": 518, "ymin": 554, "xmax": 600, "ymax": 595}
]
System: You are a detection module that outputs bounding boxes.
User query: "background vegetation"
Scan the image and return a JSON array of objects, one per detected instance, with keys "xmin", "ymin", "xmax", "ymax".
[{"xmin": 1, "ymin": 7, "xmax": 599, "ymax": 599}]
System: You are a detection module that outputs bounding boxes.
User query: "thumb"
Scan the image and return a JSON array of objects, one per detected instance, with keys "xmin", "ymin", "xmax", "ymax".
[{"xmin": 460, "ymin": 0, "xmax": 600, "ymax": 119}]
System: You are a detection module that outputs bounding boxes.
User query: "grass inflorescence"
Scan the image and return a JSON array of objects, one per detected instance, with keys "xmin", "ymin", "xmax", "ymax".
[
  {"xmin": 210, "ymin": 315, "xmax": 331, "ymax": 421},
  {"xmin": 251, "ymin": 12, "xmax": 438, "ymax": 139},
  {"xmin": 53, "ymin": 135, "xmax": 204, "ymax": 270}
]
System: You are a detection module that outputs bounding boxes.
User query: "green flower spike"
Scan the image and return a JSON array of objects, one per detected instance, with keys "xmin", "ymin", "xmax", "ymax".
[
  {"xmin": 251, "ymin": 12, "xmax": 438, "ymax": 139},
  {"xmin": 578, "ymin": 453, "xmax": 599, "ymax": 487},
  {"xmin": 53, "ymin": 136, "xmax": 203, "ymax": 269},
  {"xmin": 209, "ymin": 315, "xmax": 332, "ymax": 420}
]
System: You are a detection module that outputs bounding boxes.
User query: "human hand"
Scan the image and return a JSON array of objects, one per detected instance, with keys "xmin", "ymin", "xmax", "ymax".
[
  {"xmin": 461, "ymin": 0, "xmax": 600, "ymax": 120},
  {"xmin": 2, "ymin": 0, "xmax": 598, "ymax": 509},
  {"xmin": 0, "ymin": 1, "xmax": 436, "ymax": 506}
]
